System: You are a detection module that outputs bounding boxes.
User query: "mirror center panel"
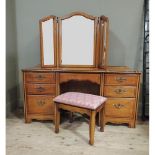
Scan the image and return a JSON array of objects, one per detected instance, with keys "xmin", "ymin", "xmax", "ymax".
[{"xmin": 61, "ymin": 16, "xmax": 94, "ymax": 65}]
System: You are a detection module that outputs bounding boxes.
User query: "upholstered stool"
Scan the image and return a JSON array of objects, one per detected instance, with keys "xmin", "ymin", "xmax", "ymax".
[{"xmin": 53, "ymin": 92, "xmax": 107, "ymax": 145}]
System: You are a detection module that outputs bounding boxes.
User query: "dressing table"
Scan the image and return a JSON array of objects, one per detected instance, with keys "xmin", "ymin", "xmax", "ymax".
[{"xmin": 22, "ymin": 12, "xmax": 141, "ymax": 128}]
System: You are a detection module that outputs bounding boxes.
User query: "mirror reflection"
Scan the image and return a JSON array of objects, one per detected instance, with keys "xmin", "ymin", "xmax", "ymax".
[{"xmin": 42, "ymin": 18, "xmax": 54, "ymax": 65}]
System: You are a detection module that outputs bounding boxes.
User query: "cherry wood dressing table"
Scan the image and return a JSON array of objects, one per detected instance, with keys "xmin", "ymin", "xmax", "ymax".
[
  {"xmin": 22, "ymin": 12, "xmax": 141, "ymax": 128},
  {"xmin": 23, "ymin": 66, "xmax": 140, "ymax": 128}
]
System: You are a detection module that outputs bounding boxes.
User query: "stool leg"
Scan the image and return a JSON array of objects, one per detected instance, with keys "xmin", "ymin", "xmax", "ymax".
[
  {"xmin": 55, "ymin": 103, "xmax": 60, "ymax": 133},
  {"xmin": 89, "ymin": 111, "xmax": 96, "ymax": 145},
  {"xmin": 100, "ymin": 106, "xmax": 104, "ymax": 132},
  {"xmin": 69, "ymin": 112, "xmax": 73, "ymax": 123}
]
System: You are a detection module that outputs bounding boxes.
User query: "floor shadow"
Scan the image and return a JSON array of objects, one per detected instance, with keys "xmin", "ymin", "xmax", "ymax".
[{"xmin": 105, "ymin": 122, "xmax": 129, "ymax": 127}]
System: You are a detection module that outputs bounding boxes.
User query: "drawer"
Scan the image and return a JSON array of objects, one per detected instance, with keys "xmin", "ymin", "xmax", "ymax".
[
  {"xmin": 26, "ymin": 84, "xmax": 56, "ymax": 95},
  {"xmin": 104, "ymin": 86, "xmax": 136, "ymax": 98},
  {"xmin": 105, "ymin": 74, "xmax": 138, "ymax": 85},
  {"xmin": 60, "ymin": 73, "xmax": 100, "ymax": 84},
  {"xmin": 25, "ymin": 72, "xmax": 56, "ymax": 83},
  {"xmin": 27, "ymin": 95, "xmax": 55, "ymax": 114},
  {"xmin": 105, "ymin": 98, "xmax": 135, "ymax": 118}
]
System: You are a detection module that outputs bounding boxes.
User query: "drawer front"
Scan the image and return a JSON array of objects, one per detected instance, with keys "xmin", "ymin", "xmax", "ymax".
[
  {"xmin": 25, "ymin": 72, "xmax": 56, "ymax": 83},
  {"xmin": 60, "ymin": 73, "xmax": 100, "ymax": 85},
  {"xmin": 105, "ymin": 74, "xmax": 138, "ymax": 85},
  {"xmin": 105, "ymin": 98, "xmax": 135, "ymax": 118},
  {"xmin": 27, "ymin": 95, "xmax": 55, "ymax": 114},
  {"xmin": 104, "ymin": 86, "xmax": 136, "ymax": 98},
  {"xmin": 26, "ymin": 84, "xmax": 56, "ymax": 95}
]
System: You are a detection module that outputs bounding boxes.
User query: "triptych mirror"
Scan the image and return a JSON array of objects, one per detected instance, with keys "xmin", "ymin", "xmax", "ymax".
[{"xmin": 39, "ymin": 12, "xmax": 109, "ymax": 68}]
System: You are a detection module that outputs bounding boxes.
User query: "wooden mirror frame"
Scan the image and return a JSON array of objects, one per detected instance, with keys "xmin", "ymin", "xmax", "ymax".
[
  {"xmin": 39, "ymin": 13, "xmax": 109, "ymax": 69},
  {"xmin": 39, "ymin": 15, "xmax": 57, "ymax": 68},
  {"xmin": 57, "ymin": 12, "xmax": 99, "ymax": 68},
  {"xmin": 99, "ymin": 16, "xmax": 109, "ymax": 69}
]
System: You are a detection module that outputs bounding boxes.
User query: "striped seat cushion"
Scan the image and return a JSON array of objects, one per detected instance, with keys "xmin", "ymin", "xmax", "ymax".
[{"xmin": 53, "ymin": 92, "xmax": 107, "ymax": 110}]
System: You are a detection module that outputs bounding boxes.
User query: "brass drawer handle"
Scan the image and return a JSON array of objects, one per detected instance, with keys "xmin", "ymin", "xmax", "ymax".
[
  {"xmin": 35, "ymin": 74, "xmax": 45, "ymax": 79},
  {"xmin": 116, "ymin": 77, "xmax": 127, "ymax": 82},
  {"xmin": 36, "ymin": 87, "xmax": 45, "ymax": 92},
  {"xmin": 114, "ymin": 88, "xmax": 126, "ymax": 94},
  {"xmin": 113, "ymin": 103, "xmax": 125, "ymax": 109},
  {"xmin": 37, "ymin": 100, "xmax": 46, "ymax": 106}
]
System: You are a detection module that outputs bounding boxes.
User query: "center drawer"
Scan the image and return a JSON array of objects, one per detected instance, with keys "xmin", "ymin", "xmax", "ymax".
[
  {"xmin": 105, "ymin": 98, "xmax": 135, "ymax": 118},
  {"xmin": 27, "ymin": 95, "xmax": 55, "ymax": 114},
  {"xmin": 104, "ymin": 86, "xmax": 136, "ymax": 98},
  {"xmin": 26, "ymin": 84, "xmax": 56, "ymax": 95},
  {"xmin": 60, "ymin": 73, "xmax": 101, "ymax": 84}
]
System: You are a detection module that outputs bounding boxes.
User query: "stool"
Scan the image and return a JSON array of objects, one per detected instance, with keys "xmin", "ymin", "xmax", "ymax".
[{"xmin": 53, "ymin": 92, "xmax": 107, "ymax": 145}]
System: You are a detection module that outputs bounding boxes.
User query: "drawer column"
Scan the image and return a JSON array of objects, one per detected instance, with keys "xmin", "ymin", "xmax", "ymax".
[
  {"xmin": 103, "ymin": 73, "xmax": 140, "ymax": 128},
  {"xmin": 23, "ymin": 71, "xmax": 56, "ymax": 123}
]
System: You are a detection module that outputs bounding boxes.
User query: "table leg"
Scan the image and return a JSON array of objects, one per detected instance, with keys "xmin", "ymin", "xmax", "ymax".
[{"xmin": 100, "ymin": 106, "xmax": 104, "ymax": 132}]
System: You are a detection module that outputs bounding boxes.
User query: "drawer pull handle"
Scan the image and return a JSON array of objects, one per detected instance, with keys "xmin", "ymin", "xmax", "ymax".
[
  {"xmin": 113, "ymin": 104, "xmax": 124, "ymax": 109},
  {"xmin": 36, "ymin": 75, "xmax": 45, "ymax": 79},
  {"xmin": 36, "ymin": 87, "xmax": 45, "ymax": 92},
  {"xmin": 114, "ymin": 88, "xmax": 126, "ymax": 94},
  {"xmin": 37, "ymin": 100, "xmax": 46, "ymax": 106},
  {"xmin": 116, "ymin": 77, "xmax": 127, "ymax": 82}
]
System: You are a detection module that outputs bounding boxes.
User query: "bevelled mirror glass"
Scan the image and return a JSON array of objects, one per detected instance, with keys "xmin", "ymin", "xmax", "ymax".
[
  {"xmin": 40, "ymin": 16, "xmax": 57, "ymax": 67},
  {"xmin": 59, "ymin": 13, "xmax": 98, "ymax": 67}
]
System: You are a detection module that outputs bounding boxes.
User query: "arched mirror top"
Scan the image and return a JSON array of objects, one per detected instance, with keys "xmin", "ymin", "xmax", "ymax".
[
  {"xmin": 59, "ymin": 12, "xmax": 97, "ymax": 21},
  {"xmin": 58, "ymin": 12, "xmax": 99, "ymax": 68}
]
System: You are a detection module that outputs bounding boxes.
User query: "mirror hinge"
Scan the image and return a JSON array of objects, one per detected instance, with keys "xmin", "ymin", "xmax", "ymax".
[
  {"xmin": 98, "ymin": 17, "xmax": 100, "ymax": 24},
  {"xmin": 56, "ymin": 17, "xmax": 59, "ymax": 23}
]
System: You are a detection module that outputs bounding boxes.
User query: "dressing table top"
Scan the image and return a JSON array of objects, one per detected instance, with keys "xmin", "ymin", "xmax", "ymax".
[{"xmin": 22, "ymin": 65, "xmax": 141, "ymax": 74}]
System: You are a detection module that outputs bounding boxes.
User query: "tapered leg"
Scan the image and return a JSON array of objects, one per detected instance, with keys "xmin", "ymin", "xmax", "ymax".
[
  {"xmin": 89, "ymin": 110, "xmax": 96, "ymax": 145},
  {"xmin": 55, "ymin": 103, "xmax": 60, "ymax": 133},
  {"xmin": 100, "ymin": 106, "xmax": 104, "ymax": 132}
]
